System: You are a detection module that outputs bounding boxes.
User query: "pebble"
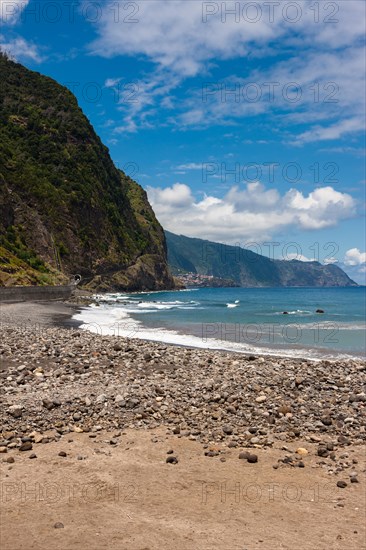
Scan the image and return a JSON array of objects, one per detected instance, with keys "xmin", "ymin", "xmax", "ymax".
[
  {"xmin": 166, "ymin": 456, "xmax": 178, "ymax": 464},
  {"xmin": 337, "ymin": 481, "xmax": 347, "ymax": 488},
  {"xmin": 54, "ymin": 522, "xmax": 64, "ymax": 529},
  {"xmin": 58, "ymin": 451, "xmax": 67, "ymax": 457},
  {"xmin": 7, "ymin": 406, "xmax": 23, "ymax": 418},
  {"xmin": 255, "ymin": 395, "xmax": 267, "ymax": 403},
  {"xmin": 296, "ymin": 448, "xmax": 308, "ymax": 456},
  {"xmin": 239, "ymin": 451, "xmax": 250, "ymax": 460},
  {"xmin": 0, "ymin": 320, "xmax": 364, "ymax": 462},
  {"xmin": 19, "ymin": 442, "xmax": 33, "ymax": 452},
  {"xmin": 247, "ymin": 453, "xmax": 258, "ymax": 463}
]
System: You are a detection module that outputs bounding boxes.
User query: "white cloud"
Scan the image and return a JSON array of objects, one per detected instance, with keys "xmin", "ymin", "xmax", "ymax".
[
  {"xmin": 0, "ymin": 36, "xmax": 43, "ymax": 62},
  {"xmin": 0, "ymin": 0, "xmax": 29, "ymax": 24},
  {"xmin": 284, "ymin": 253, "xmax": 316, "ymax": 262},
  {"xmin": 147, "ymin": 182, "xmax": 357, "ymax": 242},
  {"xmin": 295, "ymin": 117, "xmax": 365, "ymax": 145},
  {"xmin": 176, "ymin": 163, "xmax": 203, "ymax": 170},
  {"xmin": 344, "ymin": 248, "xmax": 366, "ymax": 266},
  {"xmin": 89, "ymin": 1, "xmax": 365, "ymax": 76},
  {"xmin": 86, "ymin": 1, "xmax": 365, "ymax": 138},
  {"xmin": 105, "ymin": 77, "xmax": 121, "ymax": 88}
]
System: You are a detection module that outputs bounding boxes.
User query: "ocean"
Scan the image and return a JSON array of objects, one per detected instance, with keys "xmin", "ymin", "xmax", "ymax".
[{"xmin": 73, "ymin": 287, "xmax": 366, "ymax": 361}]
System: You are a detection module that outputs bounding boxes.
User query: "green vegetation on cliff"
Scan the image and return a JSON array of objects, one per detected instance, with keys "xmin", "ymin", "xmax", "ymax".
[
  {"xmin": 165, "ymin": 231, "xmax": 358, "ymax": 287},
  {"xmin": 0, "ymin": 52, "xmax": 174, "ymax": 290}
]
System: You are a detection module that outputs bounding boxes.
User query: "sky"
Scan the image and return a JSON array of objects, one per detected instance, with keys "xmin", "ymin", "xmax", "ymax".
[{"xmin": 1, "ymin": 0, "xmax": 365, "ymax": 283}]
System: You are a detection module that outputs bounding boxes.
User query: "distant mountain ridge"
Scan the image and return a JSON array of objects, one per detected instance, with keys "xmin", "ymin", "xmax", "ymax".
[
  {"xmin": 165, "ymin": 231, "xmax": 358, "ymax": 287},
  {"xmin": 0, "ymin": 53, "xmax": 175, "ymax": 290}
]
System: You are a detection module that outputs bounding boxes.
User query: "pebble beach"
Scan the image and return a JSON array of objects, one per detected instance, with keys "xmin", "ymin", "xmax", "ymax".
[{"xmin": 0, "ymin": 300, "xmax": 365, "ymax": 550}]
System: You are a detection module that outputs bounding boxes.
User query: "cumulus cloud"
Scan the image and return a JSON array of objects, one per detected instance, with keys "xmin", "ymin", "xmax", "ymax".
[
  {"xmin": 147, "ymin": 183, "xmax": 356, "ymax": 242},
  {"xmin": 0, "ymin": 0, "xmax": 29, "ymax": 23},
  {"xmin": 344, "ymin": 248, "xmax": 366, "ymax": 266}
]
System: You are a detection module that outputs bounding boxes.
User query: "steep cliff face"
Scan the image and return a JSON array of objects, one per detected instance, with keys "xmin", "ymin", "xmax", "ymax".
[
  {"xmin": 165, "ymin": 231, "xmax": 358, "ymax": 287},
  {"xmin": 0, "ymin": 53, "xmax": 175, "ymax": 290}
]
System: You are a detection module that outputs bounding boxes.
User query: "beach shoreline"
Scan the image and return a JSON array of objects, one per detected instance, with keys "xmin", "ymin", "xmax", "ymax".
[{"xmin": 0, "ymin": 299, "xmax": 365, "ymax": 549}]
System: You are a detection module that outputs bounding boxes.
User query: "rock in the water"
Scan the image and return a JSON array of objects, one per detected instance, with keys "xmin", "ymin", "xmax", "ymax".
[{"xmin": 316, "ymin": 309, "xmax": 324, "ymax": 314}]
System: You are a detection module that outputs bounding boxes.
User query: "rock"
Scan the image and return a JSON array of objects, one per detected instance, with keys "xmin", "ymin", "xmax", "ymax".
[
  {"xmin": 297, "ymin": 461, "xmax": 305, "ymax": 468},
  {"xmin": 316, "ymin": 309, "xmax": 324, "ymax": 314},
  {"xmin": 96, "ymin": 394, "xmax": 107, "ymax": 404},
  {"xmin": 338, "ymin": 435, "xmax": 350, "ymax": 445},
  {"xmin": 321, "ymin": 417, "xmax": 332, "ymax": 426},
  {"xmin": 222, "ymin": 425, "xmax": 233, "ymax": 435},
  {"xmin": 337, "ymin": 480, "xmax": 347, "ymax": 488},
  {"xmin": 296, "ymin": 448, "xmax": 308, "ymax": 456},
  {"xmin": 6, "ymin": 456, "xmax": 15, "ymax": 463},
  {"xmin": 7, "ymin": 405, "xmax": 23, "ymax": 418},
  {"xmin": 239, "ymin": 451, "xmax": 250, "ymax": 460},
  {"xmin": 317, "ymin": 446, "xmax": 329, "ymax": 457},
  {"xmin": 19, "ymin": 442, "xmax": 32, "ymax": 452},
  {"xmin": 247, "ymin": 453, "xmax": 258, "ymax": 463},
  {"xmin": 0, "ymin": 447, "xmax": 7, "ymax": 453},
  {"xmin": 255, "ymin": 395, "xmax": 267, "ymax": 403},
  {"xmin": 350, "ymin": 476, "xmax": 359, "ymax": 483},
  {"xmin": 54, "ymin": 522, "xmax": 64, "ymax": 529},
  {"xmin": 283, "ymin": 311, "xmax": 289, "ymax": 315},
  {"xmin": 278, "ymin": 405, "xmax": 292, "ymax": 414},
  {"xmin": 58, "ymin": 451, "xmax": 67, "ymax": 457},
  {"xmin": 29, "ymin": 453, "xmax": 37, "ymax": 459},
  {"xmin": 42, "ymin": 399, "xmax": 54, "ymax": 410},
  {"xmin": 166, "ymin": 456, "xmax": 178, "ymax": 464}
]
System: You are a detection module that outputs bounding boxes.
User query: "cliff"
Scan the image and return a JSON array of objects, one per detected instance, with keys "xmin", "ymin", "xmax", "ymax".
[{"xmin": 0, "ymin": 53, "xmax": 175, "ymax": 290}]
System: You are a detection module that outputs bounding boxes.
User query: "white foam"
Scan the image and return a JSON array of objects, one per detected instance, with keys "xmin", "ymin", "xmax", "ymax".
[{"xmin": 73, "ymin": 304, "xmax": 363, "ymax": 361}]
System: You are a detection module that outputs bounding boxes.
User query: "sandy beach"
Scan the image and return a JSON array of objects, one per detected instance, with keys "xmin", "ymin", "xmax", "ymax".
[{"xmin": 0, "ymin": 300, "xmax": 365, "ymax": 550}]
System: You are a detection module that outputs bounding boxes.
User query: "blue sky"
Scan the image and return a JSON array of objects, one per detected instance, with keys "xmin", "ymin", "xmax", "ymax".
[{"xmin": 1, "ymin": 0, "xmax": 365, "ymax": 282}]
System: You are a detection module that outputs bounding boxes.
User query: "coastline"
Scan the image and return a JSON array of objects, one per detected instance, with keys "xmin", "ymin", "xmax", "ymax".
[{"xmin": 1, "ymin": 299, "xmax": 365, "ymax": 549}]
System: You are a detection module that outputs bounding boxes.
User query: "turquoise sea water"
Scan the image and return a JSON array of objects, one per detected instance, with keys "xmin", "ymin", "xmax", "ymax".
[{"xmin": 74, "ymin": 287, "xmax": 366, "ymax": 360}]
